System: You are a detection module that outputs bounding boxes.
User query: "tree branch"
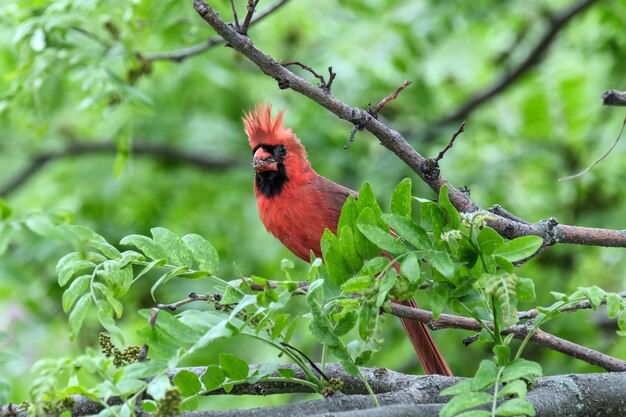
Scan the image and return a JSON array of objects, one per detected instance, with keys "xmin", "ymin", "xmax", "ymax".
[
  {"xmin": 192, "ymin": 0, "xmax": 626, "ymax": 250},
  {"xmin": 0, "ymin": 142, "xmax": 238, "ymax": 197},
  {"xmin": 9, "ymin": 370, "xmax": 626, "ymax": 417},
  {"xmin": 389, "ymin": 302, "xmax": 626, "ymax": 372},
  {"xmin": 138, "ymin": 0, "xmax": 291, "ymax": 63},
  {"xmin": 433, "ymin": 0, "xmax": 599, "ymax": 127}
]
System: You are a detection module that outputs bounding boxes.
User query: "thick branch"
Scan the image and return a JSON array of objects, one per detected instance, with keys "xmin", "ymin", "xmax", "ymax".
[
  {"xmin": 139, "ymin": 0, "xmax": 291, "ymax": 62},
  {"xmin": 434, "ymin": 0, "xmax": 599, "ymax": 127},
  {"xmin": 389, "ymin": 302, "xmax": 626, "ymax": 372},
  {"xmin": 0, "ymin": 142, "xmax": 237, "ymax": 197},
  {"xmin": 192, "ymin": 0, "xmax": 626, "ymax": 250},
  {"xmin": 10, "ymin": 370, "xmax": 626, "ymax": 417}
]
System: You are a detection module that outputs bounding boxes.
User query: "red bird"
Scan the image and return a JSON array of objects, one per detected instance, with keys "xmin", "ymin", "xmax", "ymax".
[{"xmin": 244, "ymin": 104, "xmax": 452, "ymax": 376}]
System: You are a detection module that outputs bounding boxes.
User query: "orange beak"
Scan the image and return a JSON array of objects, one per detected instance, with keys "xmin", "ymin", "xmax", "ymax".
[{"xmin": 252, "ymin": 147, "xmax": 278, "ymax": 173}]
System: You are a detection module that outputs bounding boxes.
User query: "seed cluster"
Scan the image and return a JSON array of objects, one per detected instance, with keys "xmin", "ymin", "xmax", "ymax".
[{"xmin": 99, "ymin": 332, "xmax": 142, "ymax": 367}]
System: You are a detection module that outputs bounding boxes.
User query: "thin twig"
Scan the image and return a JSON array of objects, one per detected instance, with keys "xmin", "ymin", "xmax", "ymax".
[
  {"xmin": 281, "ymin": 61, "xmax": 336, "ymax": 92},
  {"xmin": 434, "ymin": 122, "xmax": 465, "ymax": 162},
  {"xmin": 240, "ymin": 0, "xmax": 261, "ymax": 35},
  {"xmin": 156, "ymin": 292, "xmax": 210, "ymax": 311},
  {"xmin": 344, "ymin": 81, "xmax": 411, "ymax": 149},
  {"xmin": 230, "ymin": 0, "xmax": 241, "ymax": 30},
  {"xmin": 559, "ymin": 116, "xmax": 626, "ymax": 181},
  {"xmin": 601, "ymin": 89, "xmax": 626, "ymax": 106},
  {"xmin": 370, "ymin": 80, "xmax": 412, "ymax": 116},
  {"xmin": 488, "ymin": 205, "xmax": 532, "ymax": 225},
  {"xmin": 139, "ymin": 0, "xmax": 291, "ymax": 63},
  {"xmin": 517, "ymin": 291, "xmax": 626, "ymax": 320},
  {"xmin": 279, "ymin": 342, "xmax": 330, "ymax": 381}
]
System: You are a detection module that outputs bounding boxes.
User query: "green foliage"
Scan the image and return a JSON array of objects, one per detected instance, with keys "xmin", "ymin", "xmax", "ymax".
[
  {"xmin": 1, "ymin": 0, "xmax": 626, "ymax": 411},
  {"xmin": 0, "ymin": 178, "xmax": 623, "ymax": 416}
]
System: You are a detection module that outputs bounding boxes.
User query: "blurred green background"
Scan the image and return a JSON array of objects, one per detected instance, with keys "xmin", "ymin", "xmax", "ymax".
[{"xmin": 0, "ymin": 0, "xmax": 625, "ymax": 408}]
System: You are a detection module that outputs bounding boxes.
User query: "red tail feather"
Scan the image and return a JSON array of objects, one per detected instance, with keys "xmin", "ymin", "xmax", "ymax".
[{"xmin": 398, "ymin": 299, "xmax": 453, "ymax": 376}]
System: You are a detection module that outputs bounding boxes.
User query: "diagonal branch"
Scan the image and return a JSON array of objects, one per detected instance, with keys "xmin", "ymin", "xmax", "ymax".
[
  {"xmin": 192, "ymin": 0, "xmax": 626, "ymax": 248},
  {"xmin": 0, "ymin": 142, "xmax": 238, "ymax": 197},
  {"xmin": 138, "ymin": 0, "xmax": 291, "ymax": 63},
  {"xmin": 389, "ymin": 302, "xmax": 626, "ymax": 372},
  {"xmin": 432, "ymin": 0, "xmax": 599, "ymax": 127}
]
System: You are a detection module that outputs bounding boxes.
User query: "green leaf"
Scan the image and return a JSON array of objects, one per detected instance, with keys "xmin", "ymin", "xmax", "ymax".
[
  {"xmin": 120, "ymin": 235, "xmax": 167, "ymax": 260},
  {"xmin": 25, "ymin": 215, "xmax": 60, "ymax": 238},
  {"xmin": 173, "ymin": 370, "xmax": 202, "ymax": 396},
  {"xmin": 376, "ymin": 269, "xmax": 396, "ymax": 307},
  {"xmin": 501, "ymin": 359, "xmax": 542, "ymax": 383},
  {"xmin": 400, "ymin": 254, "xmax": 421, "ymax": 284},
  {"xmin": 93, "ymin": 283, "xmax": 124, "ymax": 318},
  {"xmin": 425, "ymin": 250, "xmax": 456, "ymax": 279},
  {"xmin": 338, "ymin": 226, "xmax": 362, "ymax": 273},
  {"xmin": 146, "ymin": 375, "xmax": 171, "ymax": 400},
  {"xmin": 141, "ymin": 309, "xmax": 204, "ymax": 348},
  {"xmin": 617, "ymin": 311, "xmax": 626, "ymax": 334},
  {"xmin": 62, "ymin": 275, "xmax": 90, "ymax": 313},
  {"xmin": 278, "ymin": 368, "xmax": 296, "ymax": 378},
  {"xmin": 606, "ymin": 293, "xmax": 622, "ymax": 319},
  {"xmin": 150, "ymin": 267, "xmax": 189, "ymax": 300},
  {"xmin": 135, "ymin": 258, "xmax": 168, "ymax": 281},
  {"xmin": 334, "ymin": 311, "xmax": 357, "ymax": 336},
  {"xmin": 471, "ymin": 360, "xmax": 498, "ymax": 390},
  {"xmin": 582, "ymin": 286, "xmax": 606, "ymax": 309},
  {"xmin": 438, "ymin": 184, "xmax": 460, "ymax": 229},
  {"xmin": 180, "ymin": 395, "xmax": 199, "ymax": 412},
  {"xmin": 201, "ymin": 365, "xmax": 225, "ymax": 392},
  {"xmin": 97, "ymin": 310, "xmax": 125, "ymax": 346},
  {"xmin": 341, "ymin": 275, "xmax": 373, "ymax": 293},
  {"xmin": 420, "ymin": 200, "xmax": 446, "ymax": 238},
  {"xmin": 0, "ymin": 198, "xmax": 12, "ymax": 220},
  {"xmin": 391, "ymin": 178, "xmax": 412, "ymax": 217},
  {"xmin": 90, "ymin": 234, "xmax": 121, "ymax": 259},
  {"xmin": 182, "ymin": 234, "xmax": 219, "ymax": 274},
  {"xmin": 219, "ymin": 354, "xmax": 249, "ymax": 381},
  {"xmin": 493, "ymin": 344, "xmax": 510, "ymax": 367},
  {"xmin": 57, "ymin": 255, "xmax": 96, "ymax": 287},
  {"xmin": 69, "ymin": 294, "xmax": 92, "ymax": 341},
  {"xmin": 357, "ymin": 218, "xmax": 406, "ymax": 255},
  {"xmin": 477, "ymin": 227, "xmax": 504, "ymax": 255},
  {"xmin": 99, "ymin": 261, "xmax": 133, "ymax": 298},
  {"xmin": 187, "ymin": 321, "xmax": 234, "ymax": 354},
  {"xmin": 359, "ymin": 257, "xmax": 390, "ymax": 276},
  {"xmin": 498, "ymin": 379, "xmax": 527, "ymax": 399},
  {"xmin": 495, "ymin": 398, "xmax": 536, "ymax": 416},
  {"xmin": 338, "ymin": 195, "xmax": 359, "ymax": 237},
  {"xmin": 321, "ymin": 229, "xmax": 351, "ymax": 286},
  {"xmin": 381, "ymin": 213, "xmax": 431, "ymax": 249},
  {"xmin": 440, "ymin": 379, "xmax": 474, "ymax": 396},
  {"xmin": 271, "ymin": 314, "xmax": 291, "ymax": 339},
  {"xmin": 494, "ymin": 236, "xmax": 543, "ymax": 262},
  {"xmin": 151, "ymin": 227, "xmax": 193, "ymax": 267},
  {"xmin": 356, "ymin": 182, "xmax": 383, "ymax": 221},
  {"xmin": 439, "ymin": 392, "xmax": 493, "ymax": 417},
  {"xmin": 516, "ymin": 277, "xmax": 536, "ymax": 303}
]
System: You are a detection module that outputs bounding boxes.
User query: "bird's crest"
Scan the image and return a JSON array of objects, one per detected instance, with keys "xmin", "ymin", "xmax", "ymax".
[{"xmin": 243, "ymin": 103, "xmax": 307, "ymax": 157}]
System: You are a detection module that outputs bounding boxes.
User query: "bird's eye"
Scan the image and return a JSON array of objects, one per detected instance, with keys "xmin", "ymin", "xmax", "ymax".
[{"xmin": 275, "ymin": 145, "xmax": 287, "ymax": 159}]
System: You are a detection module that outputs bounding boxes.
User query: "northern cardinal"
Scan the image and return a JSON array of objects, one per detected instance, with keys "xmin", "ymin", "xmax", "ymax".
[{"xmin": 244, "ymin": 104, "xmax": 452, "ymax": 376}]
